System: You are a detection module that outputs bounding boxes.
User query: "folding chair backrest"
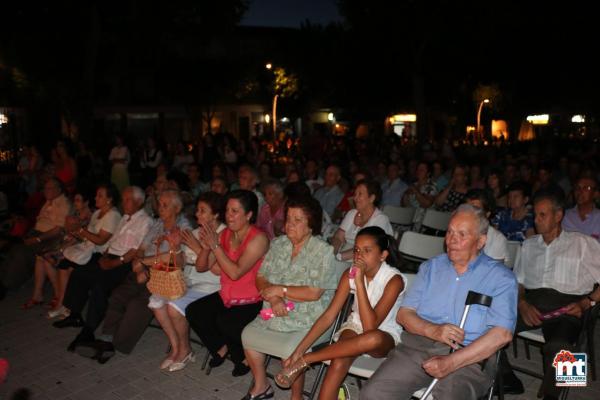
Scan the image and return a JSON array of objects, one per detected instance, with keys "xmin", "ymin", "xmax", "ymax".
[
  {"xmin": 505, "ymin": 241, "xmax": 521, "ymax": 269},
  {"xmin": 399, "ymin": 231, "xmax": 445, "ymax": 263},
  {"xmin": 421, "ymin": 209, "xmax": 451, "ymax": 232},
  {"xmin": 383, "ymin": 205, "xmax": 416, "ymax": 226}
]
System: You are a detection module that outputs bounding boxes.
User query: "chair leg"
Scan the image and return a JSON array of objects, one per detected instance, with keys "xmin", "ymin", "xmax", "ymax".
[
  {"xmin": 201, "ymin": 349, "xmax": 210, "ymax": 370},
  {"xmin": 588, "ymin": 327, "xmax": 596, "ymax": 381},
  {"xmin": 304, "ymin": 364, "xmax": 328, "ymax": 400},
  {"xmin": 559, "ymin": 387, "xmax": 569, "ymax": 400},
  {"xmin": 512, "ymin": 338, "xmax": 518, "ymax": 358},
  {"xmin": 495, "ymin": 366, "xmax": 504, "ymax": 400},
  {"xmin": 524, "ymin": 342, "xmax": 531, "ymax": 360}
]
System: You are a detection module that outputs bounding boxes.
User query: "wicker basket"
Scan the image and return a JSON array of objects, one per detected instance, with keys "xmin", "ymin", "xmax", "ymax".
[{"xmin": 146, "ymin": 240, "xmax": 186, "ymax": 300}]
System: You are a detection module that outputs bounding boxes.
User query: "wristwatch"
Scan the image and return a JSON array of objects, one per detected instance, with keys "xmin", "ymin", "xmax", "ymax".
[
  {"xmin": 282, "ymin": 286, "xmax": 288, "ymax": 297},
  {"xmin": 587, "ymin": 295, "xmax": 597, "ymax": 307},
  {"xmin": 119, "ymin": 255, "xmax": 125, "ymax": 264}
]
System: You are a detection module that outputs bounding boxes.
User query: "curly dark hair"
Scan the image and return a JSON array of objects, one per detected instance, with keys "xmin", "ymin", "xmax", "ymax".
[
  {"xmin": 285, "ymin": 196, "xmax": 323, "ymax": 234},
  {"xmin": 197, "ymin": 192, "xmax": 225, "ymax": 223}
]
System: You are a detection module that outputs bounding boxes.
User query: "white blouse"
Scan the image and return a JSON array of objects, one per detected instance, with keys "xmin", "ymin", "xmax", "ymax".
[
  {"xmin": 63, "ymin": 208, "xmax": 122, "ymax": 265},
  {"xmin": 182, "ymin": 223, "xmax": 226, "ymax": 293},
  {"xmin": 337, "ymin": 262, "xmax": 406, "ymax": 345},
  {"xmin": 339, "ymin": 208, "xmax": 393, "ymax": 245}
]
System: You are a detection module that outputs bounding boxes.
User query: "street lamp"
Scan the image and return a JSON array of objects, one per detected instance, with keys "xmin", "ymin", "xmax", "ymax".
[
  {"xmin": 265, "ymin": 63, "xmax": 278, "ymax": 141},
  {"xmin": 476, "ymin": 99, "xmax": 490, "ymax": 141}
]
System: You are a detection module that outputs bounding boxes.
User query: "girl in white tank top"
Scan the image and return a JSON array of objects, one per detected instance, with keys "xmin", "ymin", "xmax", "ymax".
[{"xmin": 275, "ymin": 226, "xmax": 406, "ymax": 399}]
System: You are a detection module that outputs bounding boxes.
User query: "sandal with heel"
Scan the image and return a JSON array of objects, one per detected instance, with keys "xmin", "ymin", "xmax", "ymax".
[{"xmin": 274, "ymin": 356, "xmax": 309, "ymax": 388}]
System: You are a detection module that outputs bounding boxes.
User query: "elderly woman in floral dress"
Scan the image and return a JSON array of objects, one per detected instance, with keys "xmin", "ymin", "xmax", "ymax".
[{"xmin": 240, "ymin": 196, "xmax": 337, "ymax": 400}]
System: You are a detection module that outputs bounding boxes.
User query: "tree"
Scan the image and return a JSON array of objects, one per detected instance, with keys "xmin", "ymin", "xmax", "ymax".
[{"xmin": 0, "ymin": 0, "xmax": 249, "ymax": 144}]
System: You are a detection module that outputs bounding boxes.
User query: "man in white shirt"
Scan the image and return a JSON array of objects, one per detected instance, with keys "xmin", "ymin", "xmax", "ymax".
[
  {"xmin": 503, "ymin": 189, "xmax": 600, "ymax": 400},
  {"xmin": 464, "ymin": 189, "xmax": 509, "ymax": 265},
  {"xmin": 54, "ymin": 187, "xmax": 153, "ymax": 349}
]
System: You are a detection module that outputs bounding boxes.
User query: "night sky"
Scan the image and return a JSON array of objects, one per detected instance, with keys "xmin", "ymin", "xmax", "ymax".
[{"xmin": 241, "ymin": 0, "xmax": 341, "ymax": 28}]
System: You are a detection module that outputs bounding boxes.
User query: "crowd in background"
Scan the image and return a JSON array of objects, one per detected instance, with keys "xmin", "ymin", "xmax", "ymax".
[
  {"xmin": 0, "ymin": 130, "xmax": 599, "ymax": 400},
  {"xmin": 4, "ymin": 131, "xmax": 599, "ymax": 231}
]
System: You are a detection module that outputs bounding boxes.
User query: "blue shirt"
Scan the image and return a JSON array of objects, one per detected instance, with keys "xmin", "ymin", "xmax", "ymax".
[
  {"xmin": 401, "ymin": 253, "xmax": 518, "ymax": 344},
  {"xmin": 381, "ymin": 178, "xmax": 408, "ymax": 207},
  {"xmin": 313, "ymin": 185, "xmax": 344, "ymax": 217},
  {"xmin": 492, "ymin": 208, "xmax": 534, "ymax": 242}
]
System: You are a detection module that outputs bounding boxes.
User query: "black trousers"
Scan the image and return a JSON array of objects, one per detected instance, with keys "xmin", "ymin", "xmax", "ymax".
[
  {"xmin": 186, "ymin": 292, "xmax": 261, "ymax": 364},
  {"xmin": 101, "ymin": 272, "xmax": 152, "ymax": 354},
  {"xmin": 63, "ymin": 253, "xmax": 131, "ymax": 333},
  {"xmin": 503, "ymin": 288, "xmax": 584, "ymax": 398}
]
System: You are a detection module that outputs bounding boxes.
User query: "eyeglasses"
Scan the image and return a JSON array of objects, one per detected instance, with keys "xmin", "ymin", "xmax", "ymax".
[{"xmin": 575, "ymin": 185, "xmax": 596, "ymax": 192}]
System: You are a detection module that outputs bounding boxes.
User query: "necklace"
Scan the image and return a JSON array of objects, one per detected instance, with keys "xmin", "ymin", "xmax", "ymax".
[{"xmin": 356, "ymin": 208, "xmax": 374, "ymax": 225}]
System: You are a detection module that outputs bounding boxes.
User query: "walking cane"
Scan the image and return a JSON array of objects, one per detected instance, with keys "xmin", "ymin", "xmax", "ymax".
[{"xmin": 420, "ymin": 291, "xmax": 493, "ymax": 400}]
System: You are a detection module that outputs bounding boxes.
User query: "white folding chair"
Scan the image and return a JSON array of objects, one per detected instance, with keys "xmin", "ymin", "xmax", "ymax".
[
  {"xmin": 399, "ymin": 231, "xmax": 445, "ymax": 264},
  {"xmin": 421, "ymin": 209, "xmax": 451, "ymax": 234},
  {"xmin": 383, "ymin": 205, "xmax": 416, "ymax": 238},
  {"xmin": 505, "ymin": 241, "xmax": 521, "ymax": 269},
  {"xmin": 513, "ymin": 302, "xmax": 600, "ymax": 382}
]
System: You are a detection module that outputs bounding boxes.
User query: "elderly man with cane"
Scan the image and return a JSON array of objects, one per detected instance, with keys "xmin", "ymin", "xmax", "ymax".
[{"xmin": 361, "ymin": 204, "xmax": 518, "ymax": 400}]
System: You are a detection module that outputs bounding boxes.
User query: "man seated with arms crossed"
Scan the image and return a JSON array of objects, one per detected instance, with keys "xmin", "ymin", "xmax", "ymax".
[
  {"xmin": 503, "ymin": 189, "xmax": 600, "ymax": 400},
  {"xmin": 361, "ymin": 204, "xmax": 518, "ymax": 400}
]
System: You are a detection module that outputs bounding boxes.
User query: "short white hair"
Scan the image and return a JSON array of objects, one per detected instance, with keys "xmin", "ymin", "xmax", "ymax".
[
  {"xmin": 159, "ymin": 189, "xmax": 183, "ymax": 212},
  {"xmin": 126, "ymin": 186, "xmax": 145, "ymax": 204},
  {"xmin": 452, "ymin": 204, "xmax": 489, "ymax": 236}
]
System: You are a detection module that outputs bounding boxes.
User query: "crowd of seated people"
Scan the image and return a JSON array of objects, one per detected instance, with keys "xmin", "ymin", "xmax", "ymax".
[{"xmin": 1, "ymin": 133, "xmax": 600, "ymax": 400}]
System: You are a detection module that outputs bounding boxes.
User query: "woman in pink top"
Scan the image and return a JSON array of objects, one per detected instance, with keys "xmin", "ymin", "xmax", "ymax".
[{"xmin": 186, "ymin": 190, "xmax": 269, "ymax": 377}]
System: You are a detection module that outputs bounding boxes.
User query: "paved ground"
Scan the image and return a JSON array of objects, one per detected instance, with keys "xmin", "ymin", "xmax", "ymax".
[{"xmin": 1, "ymin": 284, "xmax": 599, "ymax": 400}]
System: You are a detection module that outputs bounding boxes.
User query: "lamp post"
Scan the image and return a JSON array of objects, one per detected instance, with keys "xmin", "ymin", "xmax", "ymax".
[
  {"xmin": 476, "ymin": 99, "xmax": 490, "ymax": 141},
  {"xmin": 265, "ymin": 63, "xmax": 278, "ymax": 142}
]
